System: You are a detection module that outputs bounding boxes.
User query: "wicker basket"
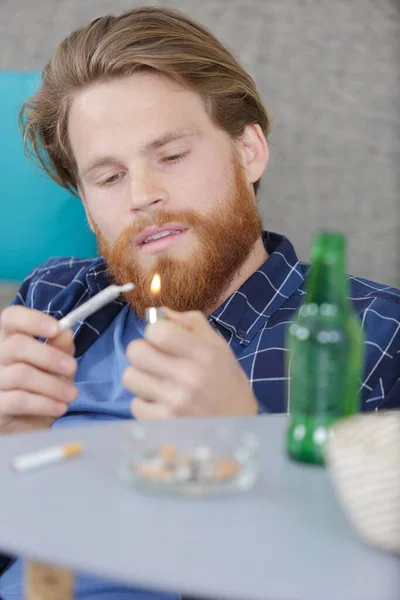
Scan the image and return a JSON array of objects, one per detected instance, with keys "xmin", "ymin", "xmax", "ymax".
[{"xmin": 326, "ymin": 412, "xmax": 400, "ymax": 554}]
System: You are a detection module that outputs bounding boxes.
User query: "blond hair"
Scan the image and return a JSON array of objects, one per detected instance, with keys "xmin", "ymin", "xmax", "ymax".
[{"xmin": 20, "ymin": 7, "xmax": 270, "ymax": 196}]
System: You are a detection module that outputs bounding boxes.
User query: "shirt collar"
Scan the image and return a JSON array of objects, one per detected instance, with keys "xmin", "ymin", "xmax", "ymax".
[
  {"xmin": 210, "ymin": 232, "xmax": 305, "ymax": 345},
  {"xmin": 85, "ymin": 257, "xmax": 110, "ymax": 296},
  {"xmin": 83, "ymin": 232, "xmax": 304, "ymax": 345}
]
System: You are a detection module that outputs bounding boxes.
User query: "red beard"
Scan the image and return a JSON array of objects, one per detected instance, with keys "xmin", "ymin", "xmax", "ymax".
[{"xmin": 96, "ymin": 157, "xmax": 263, "ymax": 316}]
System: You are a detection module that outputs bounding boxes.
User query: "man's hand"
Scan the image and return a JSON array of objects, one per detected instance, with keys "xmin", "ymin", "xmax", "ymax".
[
  {"xmin": 0, "ymin": 306, "xmax": 78, "ymax": 434},
  {"xmin": 123, "ymin": 309, "xmax": 258, "ymax": 420}
]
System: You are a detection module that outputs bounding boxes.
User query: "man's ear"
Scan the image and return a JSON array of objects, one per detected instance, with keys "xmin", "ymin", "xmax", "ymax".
[
  {"xmin": 78, "ymin": 184, "xmax": 95, "ymax": 233},
  {"xmin": 237, "ymin": 124, "xmax": 269, "ymax": 185}
]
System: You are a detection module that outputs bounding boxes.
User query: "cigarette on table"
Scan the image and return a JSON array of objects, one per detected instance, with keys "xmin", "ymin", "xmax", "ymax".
[
  {"xmin": 10, "ymin": 442, "xmax": 83, "ymax": 473},
  {"xmin": 58, "ymin": 283, "xmax": 134, "ymax": 332}
]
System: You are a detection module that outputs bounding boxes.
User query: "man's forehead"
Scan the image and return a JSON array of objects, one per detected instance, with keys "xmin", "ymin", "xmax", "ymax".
[
  {"xmin": 68, "ymin": 74, "xmax": 211, "ymax": 164},
  {"xmin": 70, "ymin": 72, "xmax": 205, "ymax": 119}
]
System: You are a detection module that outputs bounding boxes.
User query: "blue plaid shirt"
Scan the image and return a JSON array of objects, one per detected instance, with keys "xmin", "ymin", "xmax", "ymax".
[
  {"xmin": 1, "ymin": 231, "xmax": 400, "ymax": 586},
  {"xmin": 12, "ymin": 231, "xmax": 400, "ymax": 412}
]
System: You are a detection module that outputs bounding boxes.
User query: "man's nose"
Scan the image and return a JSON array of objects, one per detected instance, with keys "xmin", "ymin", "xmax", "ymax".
[{"xmin": 129, "ymin": 169, "xmax": 168, "ymax": 212}]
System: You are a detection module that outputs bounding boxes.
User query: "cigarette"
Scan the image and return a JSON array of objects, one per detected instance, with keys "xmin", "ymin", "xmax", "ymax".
[
  {"xmin": 10, "ymin": 442, "xmax": 83, "ymax": 473},
  {"xmin": 58, "ymin": 283, "xmax": 134, "ymax": 332},
  {"xmin": 145, "ymin": 307, "xmax": 166, "ymax": 325}
]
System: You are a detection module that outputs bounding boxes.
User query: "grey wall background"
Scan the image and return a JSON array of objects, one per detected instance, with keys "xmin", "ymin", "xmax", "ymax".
[{"xmin": 1, "ymin": 0, "xmax": 399, "ymax": 287}]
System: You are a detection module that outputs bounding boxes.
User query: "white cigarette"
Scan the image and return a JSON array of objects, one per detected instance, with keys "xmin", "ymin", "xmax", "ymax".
[
  {"xmin": 58, "ymin": 283, "xmax": 134, "ymax": 332},
  {"xmin": 10, "ymin": 442, "xmax": 83, "ymax": 473}
]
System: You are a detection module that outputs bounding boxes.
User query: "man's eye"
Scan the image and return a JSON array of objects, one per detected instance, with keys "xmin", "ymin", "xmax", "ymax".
[
  {"xmin": 162, "ymin": 151, "xmax": 189, "ymax": 164},
  {"xmin": 101, "ymin": 173, "xmax": 123, "ymax": 186}
]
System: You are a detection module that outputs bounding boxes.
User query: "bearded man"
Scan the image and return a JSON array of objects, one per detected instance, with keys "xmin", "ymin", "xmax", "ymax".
[{"xmin": 0, "ymin": 6, "xmax": 399, "ymax": 600}]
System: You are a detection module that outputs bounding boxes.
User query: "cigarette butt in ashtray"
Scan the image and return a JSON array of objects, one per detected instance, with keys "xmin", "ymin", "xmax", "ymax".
[{"xmin": 10, "ymin": 442, "xmax": 83, "ymax": 473}]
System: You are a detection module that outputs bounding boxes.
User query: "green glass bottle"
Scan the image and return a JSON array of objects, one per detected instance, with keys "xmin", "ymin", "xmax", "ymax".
[{"xmin": 286, "ymin": 231, "xmax": 364, "ymax": 465}]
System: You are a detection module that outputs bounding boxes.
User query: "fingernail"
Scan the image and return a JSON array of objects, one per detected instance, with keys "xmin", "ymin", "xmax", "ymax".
[{"xmin": 40, "ymin": 320, "xmax": 58, "ymax": 337}]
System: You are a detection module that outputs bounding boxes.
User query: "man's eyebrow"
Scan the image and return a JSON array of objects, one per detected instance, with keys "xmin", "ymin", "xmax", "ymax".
[
  {"xmin": 80, "ymin": 156, "xmax": 119, "ymax": 178},
  {"xmin": 141, "ymin": 129, "xmax": 201, "ymax": 154},
  {"xmin": 80, "ymin": 130, "xmax": 201, "ymax": 178}
]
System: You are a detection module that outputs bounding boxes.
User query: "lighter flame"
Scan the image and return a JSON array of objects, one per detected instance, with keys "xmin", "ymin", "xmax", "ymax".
[{"xmin": 150, "ymin": 273, "xmax": 161, "ymax": 296}]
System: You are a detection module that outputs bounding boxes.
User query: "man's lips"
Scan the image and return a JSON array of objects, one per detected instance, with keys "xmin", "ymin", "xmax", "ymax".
[{"xmin": 134, "ymin": 223, "xmax": 188, "ymax": 247}]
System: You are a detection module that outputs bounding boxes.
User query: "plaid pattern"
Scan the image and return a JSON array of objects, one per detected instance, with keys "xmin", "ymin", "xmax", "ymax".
[{"xmin": 13, "ymin": 232, "xmax": 400, "ymax": 412}]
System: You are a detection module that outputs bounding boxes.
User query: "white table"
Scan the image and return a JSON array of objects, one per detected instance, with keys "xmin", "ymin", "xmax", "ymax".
[{"xmin": 0, "ymin": 415, "xmax": 399, "ymax": 600}]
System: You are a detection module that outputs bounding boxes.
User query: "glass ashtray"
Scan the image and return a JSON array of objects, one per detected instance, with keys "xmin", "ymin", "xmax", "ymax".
[{"xmin": 118, "ymin": 422, "xmax": 260, "ymax": 497}]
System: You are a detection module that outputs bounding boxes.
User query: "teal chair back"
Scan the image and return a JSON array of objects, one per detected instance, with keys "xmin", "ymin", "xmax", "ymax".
[{"xmin": 0, "ymin": 71, "xmax": 97, "ymax": 281}]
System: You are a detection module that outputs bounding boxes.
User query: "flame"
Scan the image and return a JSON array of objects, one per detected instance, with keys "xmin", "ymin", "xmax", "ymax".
[{"xmin": 150, "ymin": 273, "xmax": 161, "ymax": 296}]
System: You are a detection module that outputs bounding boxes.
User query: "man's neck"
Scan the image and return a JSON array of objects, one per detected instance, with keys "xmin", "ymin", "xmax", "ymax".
[{"xmin": 208, "ymin": 236, "xmax": 268, "ymax": 314}]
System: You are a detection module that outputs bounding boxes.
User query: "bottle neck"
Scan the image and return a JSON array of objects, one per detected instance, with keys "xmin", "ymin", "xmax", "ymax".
[{"xmin": 306, "ymin": 257, "xmax": 349, "ymax": 309}]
